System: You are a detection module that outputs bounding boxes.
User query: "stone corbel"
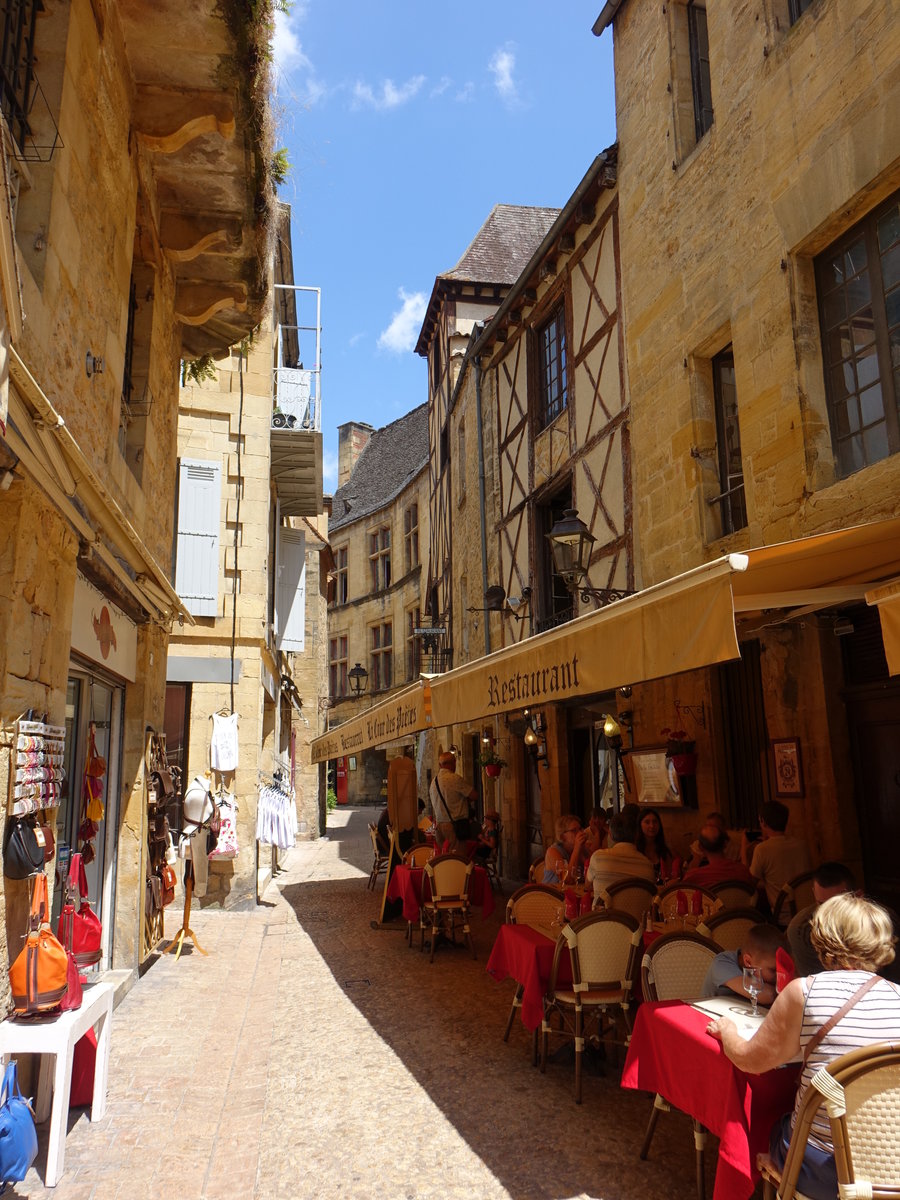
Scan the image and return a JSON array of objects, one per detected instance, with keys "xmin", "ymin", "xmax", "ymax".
[
  {"xmin": 175, "ymin": 282, "xmax": 248, "ymax": 327},
  {"xmin": 133, "ymin": 86, "xmax": 235, "ymax": 155},
  {"xmin": 160, "ymin": 212, "xmax": 243, "ymax": 263}
]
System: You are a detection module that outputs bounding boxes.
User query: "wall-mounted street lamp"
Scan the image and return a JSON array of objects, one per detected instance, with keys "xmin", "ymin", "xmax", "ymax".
[
  {"xmin": 348, "ymin": 661, "xmax": 369, "ymax": 697},
  {"xmin": 546, "ymin": 508, "xmax": 633, "ymax": 607},
  {"xmin": 468, "ymin": 584, "xmax": 532, "ymax": 622}
]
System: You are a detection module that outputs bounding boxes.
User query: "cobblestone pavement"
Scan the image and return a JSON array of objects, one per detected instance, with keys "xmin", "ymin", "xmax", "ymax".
[{"xmin": 14, "ymin": 807, "xmax": 724, "ymax": 1200}]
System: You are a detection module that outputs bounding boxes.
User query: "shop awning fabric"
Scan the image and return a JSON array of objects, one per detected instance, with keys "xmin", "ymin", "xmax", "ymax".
[{"xmin": 310, "ymin": 517, "xmax": 900, "ymax": 760}]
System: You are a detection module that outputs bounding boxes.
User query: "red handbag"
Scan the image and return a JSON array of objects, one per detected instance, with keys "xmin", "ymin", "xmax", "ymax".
[
  {"xmin": 9, "ymin": 872, "xmax": 69, "ymax": 1015},
  {"xmin": 56, "ymin": 853, "xmax": 102, "ymax": 967}
]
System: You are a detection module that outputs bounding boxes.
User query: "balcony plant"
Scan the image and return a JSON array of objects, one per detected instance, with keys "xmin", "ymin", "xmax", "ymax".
[
  {"xmin": 661, "ymin": 728, "xmax": 697, "ymax": 776},
  {"xmin": 477, "ymin": 747, "xmax": 507, "ymax": 778}
]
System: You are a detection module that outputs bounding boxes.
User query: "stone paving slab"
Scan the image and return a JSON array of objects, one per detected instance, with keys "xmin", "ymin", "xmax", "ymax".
[{"xmin": 12, "ymin": 807, "xmax": 727, "ymax": 1199}]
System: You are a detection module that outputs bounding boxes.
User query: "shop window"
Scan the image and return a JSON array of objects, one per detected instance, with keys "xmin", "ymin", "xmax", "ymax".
[
  {"xmin": 332, "ymin": 544, "xmax": 348, "ymax": 605},
  {"xmin": 537, "ymin": 302, "xmax": 568, "ymax": 429},
  {"xmin": 174, "ymin": 458, "xmax": 221, "ymax": 617},
  {"xmin": 711, "ymin": 347, "xmax": 747, "ymax": 535},
  {"xmin": 329, "ymin": 635, "xmax": 348, "ymax": 699},
  {"xmin": 369, "ymin": 525, "xmax": 391, "ymax": 591},
  {"xmin": 370, "ymin": 622, "xmax": 392, "ymax": 692},
  {"xmin": 404, "ymin": 503, "xmax": 419, "ymax": 573},
  {"xmin": 406, "ymin": 607, "xmax": 421, "ymax": 681},
  {"xmin": 815, "ymin": 192, "xmax": 900, "ymax": 479}
]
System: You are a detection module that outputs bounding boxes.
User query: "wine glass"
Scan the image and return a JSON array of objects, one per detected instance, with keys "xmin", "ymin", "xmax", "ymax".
[
  {"xmin": 742, "ymin": 966, "xmax": 764, "ymax": 1017},
  {"xmin": 557, "ymin": 860, "xmax": 569, "ymax": 887}
]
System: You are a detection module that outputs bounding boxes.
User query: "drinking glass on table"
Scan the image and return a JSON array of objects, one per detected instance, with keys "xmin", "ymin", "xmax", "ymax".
[
  {"xmin": 742, "ymin": 966, "xmax": 764, "ymax": 1017},
  {"xmin": 557, "ymin": 860, "xmax": 569, "ymax": 887}
]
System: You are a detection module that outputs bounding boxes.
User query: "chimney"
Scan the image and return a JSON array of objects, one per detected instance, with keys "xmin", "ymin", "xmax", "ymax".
[{"xmin": 337, "ymin": 421, "xmax": 374, "ymax": 487}]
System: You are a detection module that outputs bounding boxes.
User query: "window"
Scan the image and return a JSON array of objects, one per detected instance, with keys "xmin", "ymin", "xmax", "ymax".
[
  {"xmin": 712, "ymin": 347, "xmax": 747, "ymax": 535},
  {"xmin": 120, "ymin": 217, "xmax": 155, "ymax": 483},
  {"xmin": 457, "ymin": 422, "xmax": 466, "ymax": 502},
  {"xmin": 403, "ymin": 504, "xmax": 419, "ymax": 573},
  {"xmin": 368, "ymin": 526, "xmax": 391, "ymax": 591},
  {"xmin": 688, "ymin": 1, "xmax": 714, "ymax": 142},
  {"xmin": 788, "ymin": 0, "xmax": 813, "ymax": 24},
  {"xmin": 0, "ymin": 0, "xmax": 40, "ymax": 158},
  {"xmin": 537, "ymin": 303, "xmax": 568, "ymax": 428},
  {"xmin": 406, "ymin": 607, "xmax": 421, "ymax": 681},
  {"xmin": 815, "ymin": 194, "xmax": 900, "ymax": 478},
  {"xmin": 371, "ymin": 622, "xmax": 392, "ymax": 692},
  {"xmin": 536, "ymin": 490, "xmax": 575, "ymax": 633},
  {"xmin": 329, "ymin": 636, "xmax": 348, "ymax": 700},
  {"xmin": 333, "ymin": 545, "xmax": 348, "ymax": 605},
  {"xmin": 432, "ymin": 337, "xmax": 441, "ymax": 394},
  {"xmin": 174, "ymin": 459, "xmax": 221, "ymax": 617}
]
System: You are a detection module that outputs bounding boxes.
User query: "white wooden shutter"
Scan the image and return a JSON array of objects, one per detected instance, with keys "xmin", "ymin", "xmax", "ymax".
[
  {"xmin": 175, "ymin": 458, "xmax": 221, "ymax": 617},
  {"xmin": 275, "ymin": 525, "xmax": 306, "ymax": 652}
]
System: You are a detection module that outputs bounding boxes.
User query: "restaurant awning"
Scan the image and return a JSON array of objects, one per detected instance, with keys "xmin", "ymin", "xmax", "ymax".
[
  {"xmin": 428, "ymin": 516, "xmax": 900, "ymax": 729},
  {"xmin": 866, "ymin": 576, "xmax": 900, "ymax": 676},
  {"xmin": 310, "ymin": 679, "xmax": 432, "ymax": 764}
]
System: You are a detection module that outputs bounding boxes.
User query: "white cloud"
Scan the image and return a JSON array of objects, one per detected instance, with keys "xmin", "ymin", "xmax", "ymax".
[
  {"xmin": 430, "ymin": 76, "xmax": 452, "ymax": 98},
  {"xmin": 272, "ymin": 6, "xmax": 326, "ymax": 108},
  {"xmin": 322, "ymin": 445, "xmax": 339, "ymax": 491},
  {"xmin": 455, "ymin": 81, "xmax": 475, "ymax": 103},
  {"xmin": 348, "ymin": 332, "xmax": 365, "ymax": 348},
  {"xmin": 377, "ymin": 289, "xmax": 427, "ymax": 354},
  {"xmin": 489, "ymin": 44, "xmax": 519, "ymax": 106},
  {"xmin": 352, "ymin": 75, "xmax": 426, "ymax": 111}
]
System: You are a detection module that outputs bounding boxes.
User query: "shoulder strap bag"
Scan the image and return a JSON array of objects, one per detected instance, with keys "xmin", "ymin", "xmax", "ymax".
[
  {"xmin": 0, "ymin": 1060, "xmax": 38, "ymax": 1187},
  {"xmin": 10, "ymin": 872, "xmax": 69, "ymax": 1015},
  {"xmin": 56, "ymin": 853, "xmax": 102, "ymax": 967},
  {"xmin": 802, "ymin": 974, "xmax": 881, "ymax": 1065},
  {"xmin": 3, "ymin": 816, "xmax": 44, "ymax": 880}
]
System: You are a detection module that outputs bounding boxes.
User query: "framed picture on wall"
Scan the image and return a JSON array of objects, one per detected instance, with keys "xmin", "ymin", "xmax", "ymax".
[
  {"xmin": 348, "ymin": 756, "xmax": 357, "ymax": 771},
  {"xmin": 624, "ymin": 746, "xmax": 682, "ymax": 807},
  {"xmin": 771, "ymin": 738, "xmax": 804, "ymax": 798}
]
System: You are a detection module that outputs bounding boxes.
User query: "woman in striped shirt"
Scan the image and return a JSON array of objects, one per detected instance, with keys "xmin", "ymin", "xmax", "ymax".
[{"xmin": 707, "ymin": 893, "xmax": 898, "ymax": 1200}]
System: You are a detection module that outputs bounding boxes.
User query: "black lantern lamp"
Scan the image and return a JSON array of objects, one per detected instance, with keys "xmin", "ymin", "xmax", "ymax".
[
  {"xmin": 547, "ymin": 508, "xmax": 633, "ymax": 607},
  {"xmin": 348, "ymin": 661, "xmax": 369, "ymax": 697}
]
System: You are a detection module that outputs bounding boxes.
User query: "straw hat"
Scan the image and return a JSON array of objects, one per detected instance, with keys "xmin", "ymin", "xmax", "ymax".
[{"xmin": 182, "ymin": 775, "xmax": 216, "ymax": 833}]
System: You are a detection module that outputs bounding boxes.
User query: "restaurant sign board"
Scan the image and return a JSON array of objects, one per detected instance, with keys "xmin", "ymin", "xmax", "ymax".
[{"xmin": 310, "ymin": 680, "xmax": 432, "ymax": 764}]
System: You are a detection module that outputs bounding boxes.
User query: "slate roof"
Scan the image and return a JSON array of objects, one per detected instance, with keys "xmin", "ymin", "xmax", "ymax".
[
  {"xmin": 444, "ymin": 204, "xmax": 561, "ymax": 285},
  {"xmin": 330, "ymin": 403, "xmax": 429, "ymax": 534}
]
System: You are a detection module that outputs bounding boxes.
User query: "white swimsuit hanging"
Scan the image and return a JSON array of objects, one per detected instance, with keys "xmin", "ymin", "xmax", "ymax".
[{"xmin": 210, "ymin": 712, "xmax": 239, "ymax": 773}]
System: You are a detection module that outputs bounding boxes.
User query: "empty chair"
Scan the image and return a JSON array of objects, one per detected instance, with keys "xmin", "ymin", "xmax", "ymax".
[
  {"xmin": 367, "ymin": 823, "xmax": 390, "ymax": 890},
  {"xmin": 655, "ymin": 882, "xmax": 721, "ymax": 922},
  {"xmin": 708, "ymin": 879, "xmax": 758, "ymax": 910},
  {"xmin": 698, "ymin": 907, "xmax": 767, "ymax": 953},
  {"xmin": 528, "ymin": 856, "xmax": 546, "ymax": 884},
  {"xmin": 772, "ymin": 870, "xmax": 817, "ymax": 926},
  {"xmin": 540, "ymin": 909, "xmax": 641, "ymax": 1103},
  {"xmin": 600, "ymin": 877, "xmax": 657, "ymax": 921},
  {"xmin": 403, "ymin": 843, "xmax": 434, "ymax": 867},
  {"xmin": 421, "ymin": 853, "xmax": 475, "ymax": 963},
  {"xmin": 501, "ymin": 884, "xmax": 565, "ymax": 1044}
]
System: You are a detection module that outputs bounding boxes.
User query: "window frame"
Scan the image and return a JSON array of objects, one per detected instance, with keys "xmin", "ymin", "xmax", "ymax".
[
  {"xmin": 403, "ymin": 504, "xmax": 419, "ymax": 574},
  {"xmin": 406, "ymin": 607, "xmax": 421, "ymax": 681},
  {"xmin": 333, "ymin": 544, "xmax": 348, "ymax": 606},
  {"xmin": 788, "ymin": 0, "xmax": 813, "ymax": 25},
  {"xmin": 368, "ymin": 525, "xmax": 391, "ymax": 592},
  {"xmin": 536, "ymin": 301, "xmax": 568, "ymax": 429},
  {"xmin": 688, "ymin": 0, "xmax": 714, "ymax": 143},
  {"xmin": 370, "ymin": 622, "xmax": 393, "ymax": 693},
  {"xmin": 329, "ymin": 634, "xmax": 348, "ymax": 700},
  {"xmin": 711, "ymin": 346, "xmax": 748, "ymax": 536}
]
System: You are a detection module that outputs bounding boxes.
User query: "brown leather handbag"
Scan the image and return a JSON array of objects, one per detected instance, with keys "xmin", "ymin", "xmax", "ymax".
[
  {"xmin": 158, "ymin": 863, "xmax": 177, "ymax": 907},
  {"xmin": 10, "ymin": 873, "xmax": 69, "ymax": 1015}
]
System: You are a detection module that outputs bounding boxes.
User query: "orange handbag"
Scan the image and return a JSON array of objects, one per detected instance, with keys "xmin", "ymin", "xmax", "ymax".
[{"xmin": 10, "ymin": 872, "xmax": 69, "ymax": 1015}]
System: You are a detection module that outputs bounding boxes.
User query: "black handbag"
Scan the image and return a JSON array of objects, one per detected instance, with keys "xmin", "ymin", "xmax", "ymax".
[{"xmin": 3, "ymin": 816, "xmax": 45, "ymax": 879}]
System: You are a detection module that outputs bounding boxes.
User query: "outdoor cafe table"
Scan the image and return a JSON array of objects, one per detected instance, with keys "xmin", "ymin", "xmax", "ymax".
[
  {"xmin": 386, "ymin": 863, "xmax": 495, "ymax": 925},
  {"xmin": 621, "ymin": 1000, "xmax": 800, "ymax": 1200},
  {"xmin": 486, "ymin": 922, "xmax": 572, "ymax": 1032}
]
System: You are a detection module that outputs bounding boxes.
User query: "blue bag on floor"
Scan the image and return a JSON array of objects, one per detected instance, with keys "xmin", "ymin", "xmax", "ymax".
[{"xmin": 0, "ymin": 1060, "xmax": 38, "ymax": 1191}]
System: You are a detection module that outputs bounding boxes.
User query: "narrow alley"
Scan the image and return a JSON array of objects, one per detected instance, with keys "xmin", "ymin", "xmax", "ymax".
[{"xmin": 16, "ymin": 807, "xmax": 712, "ymax": 1200}]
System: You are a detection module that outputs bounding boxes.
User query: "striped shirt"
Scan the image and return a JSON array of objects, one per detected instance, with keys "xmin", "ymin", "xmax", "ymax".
[{"xmin": 793, "ymin": 970, "xmax": 900, "ymax": 1153}]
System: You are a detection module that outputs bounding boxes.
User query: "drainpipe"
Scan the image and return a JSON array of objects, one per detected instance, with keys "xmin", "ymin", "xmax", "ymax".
[{"xmin": 475, "ymin": 354, "xmax": 491, "ymax": 655}]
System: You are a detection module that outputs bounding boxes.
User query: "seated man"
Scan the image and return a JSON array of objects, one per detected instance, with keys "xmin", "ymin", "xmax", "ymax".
[
  {"xmin": 686, "ymin": 810, "xmax": 742, "ymax": 868},
  {"xmin": 786, "ymin": 861, "xmax": 856, "ymax": 976},
  {"xmin": 586, "ymin": 812, "xmax": 655, "ymax": 903},
  {"xmin": 682, "ymin": 823, "xmax": 755, "ymax": 888},
  {"xmin": 743, "ymin": 799, "xmax": 812, "ymax": 919},
  {"xmin": 473, "ymin": 810, "xmax": 500, "ymax": 862},
  {"xmin": 701, "ymin": 923, "xmax": 787, "ymax": 1008}
]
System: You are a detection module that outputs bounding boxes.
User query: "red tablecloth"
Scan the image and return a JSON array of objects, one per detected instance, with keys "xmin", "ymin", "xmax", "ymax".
[
  {"xmin": 386, "ymin": 864, "xmax": 495, "ymax": 924},
  {"xmin": 621, "ymin": 1001, "xmax": 800, "ymax": 1200},
  {"xmin": 486, "ymin": 923, "xmax": 572, "ymax": 1031}
]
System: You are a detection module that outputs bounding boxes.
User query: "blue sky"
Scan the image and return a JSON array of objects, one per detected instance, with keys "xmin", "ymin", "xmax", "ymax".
[{"xmin": 272, "ymin": 3, "xmax": 617, "ymax": 492}]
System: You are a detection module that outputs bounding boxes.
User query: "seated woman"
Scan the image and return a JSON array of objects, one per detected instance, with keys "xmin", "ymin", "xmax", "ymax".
[
  {"xmin": 707, "ymin": 893, "xmax": 900, "ymax": 1200},
  {"xmin": 473, "ymin": 811, "xmax": 500, "ymax": 862},
  {"xmin": 543, "ymin": 815, "xmax": 589, "ymax": 885},
  {"xmin": 583, "ymin": 807, "xmax": 609, "ymax": 857},
  {"xmin": 635, "ymin": 809, "xmax": 680, "ymax": 884}
]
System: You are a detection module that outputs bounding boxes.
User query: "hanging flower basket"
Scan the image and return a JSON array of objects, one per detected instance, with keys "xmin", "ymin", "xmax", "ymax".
[{"xmin": 484, "ymin": 763, "xmax": 503, "ymax": 778}]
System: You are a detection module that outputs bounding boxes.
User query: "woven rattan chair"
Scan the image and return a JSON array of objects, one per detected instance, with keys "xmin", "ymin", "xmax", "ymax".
[
  {"xmin": 600, "ymin": 877, "xmax": 657, "ymax": 921},
  {"xmin": 640, "ymin": 930, "xmax": 720, "ymax": 1200},
  {"xmin": 758, "ymin": 1041, "xmax": 900, "ymax": 1200},
  {"xmin": 421, "ymin": 853, "xmax": 475, "ymax": 963},
  {"xmin": 367, "ymin": 823, "xmax": 390, "ymax": 890},
  {"xmin": 403, "ymin": 843, "xmax": 434, "ymax": 868},
  {"xmin": 698, "ymin": 907, "xmax": 767, "ymax": 952},
  {"xmin": 501, "ymin": 884, "xmax": 565, "ymax": 1048},
  {"xmin": 708, "ymin": 879, "xmax": 758, "ymax": 909},
  {"xmin": 655, "ymin": 882, "xmax": 722, "ymax": 922},
  {"xmin": 540, "ymin": 909, "xmax": 641, "ymax": 1103},
  {"xmin": 480, "ymin": 819, "xmax": 502, "ymax": 892},
  {"xmin": 528, "ymin": 856, "xmax": 546, "ymax": 884},
  {"xmin": 772, "ymin": 870, "xmax": 817, "ymax": 926}
]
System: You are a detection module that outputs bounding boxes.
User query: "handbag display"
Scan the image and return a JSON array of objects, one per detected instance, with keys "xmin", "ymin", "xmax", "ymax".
[
  {"xmin": 3, "ymin": 816, "xmax": 44, "ymax": 879},
  {"xmin": 82, "ymin": 723, "xmax": 106, "ymax": 823},
  {"xmin": 36, "ymin": 820, "xmax": 55, "ymax": 864},
  {"xmin": 10, "ymin": 872, "xmax": 69, "ymax": 1015},
  {"xmin": 158, "ymin": 863, "xmax": 177, "ymax": 907},
  {"xmin": 56, "ymin": 853, "xmax": 102, "ymax": 967},
  {"xmin": 0, "ymin": 1061, "xmax": 38, "ymax": 1189}
]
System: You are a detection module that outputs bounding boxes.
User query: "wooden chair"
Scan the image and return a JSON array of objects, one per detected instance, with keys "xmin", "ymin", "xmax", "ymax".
[
  {"xmin": 540, "ymin": 910, "xmax": 641, "ymax": 1103},
  {"xmin": 698, "ymin": 907, "xmax": 767, "ymax": 952},
  {"xmin": 367, "ymin": 823, "xmax": 390, "ymax": 890},
  {"xmin": 758, "ymin": 1040, "xmax": 900, "ymax": 1199},
  {"xmin": 421, "ymin": 853, "xmax": 475, "ymax": 963},
  {"xmin": 708, "ymin": 879, "xmax": 758, "ymax": 910},
  {"xmin": 772, "ymin": 870, "xmax": 817, "ymax": 926},
  {"xmin": 640, "ymin": 931, "xmax": 720, "ymax": 1200},
  {"xmin": 528, "ymin": 856, "xmax": 546, "ymax": 884},
  {"xmin": 501, "ymin": 884, "xmax": 565, "ymax": 1051},
  {"xmin": 403, "ymin": 843, "xmax": 434, "ymax": 868},
  {"xmin": 480, "ymin": 820, "xmax": 503, "ymax": 892},
  {"xmin": 655, "ymin": 882, "xmax": 722, "ymax": 922},
  {"xmin": 600, "ymin": 877, "xmax": 657, "ymax": 921}
]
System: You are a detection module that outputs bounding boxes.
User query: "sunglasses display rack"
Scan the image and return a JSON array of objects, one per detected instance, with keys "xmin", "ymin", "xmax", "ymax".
[{"xmin": 10, "ymin": 718, "xmax": 66, "ymax": 816}]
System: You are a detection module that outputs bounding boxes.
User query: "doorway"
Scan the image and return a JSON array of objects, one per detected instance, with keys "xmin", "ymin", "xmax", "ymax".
[{"xmin": 846, "ymin": 685, "xmax": 900, "ymax": 913}]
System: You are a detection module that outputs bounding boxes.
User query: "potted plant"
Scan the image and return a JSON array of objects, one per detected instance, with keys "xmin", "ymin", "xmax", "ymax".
[
  {"xmin": 478, "ymin": 747, "xmax": 507, "ymax": 778},
  {"xmin": 661, "ymin": 728, "xmax": 697, "ymax": 776}
]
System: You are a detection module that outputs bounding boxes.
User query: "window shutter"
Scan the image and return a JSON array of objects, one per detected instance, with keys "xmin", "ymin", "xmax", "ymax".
[
  {"xmin": 275, "ymin": 526, "xmax": 306, "ymax": 652},
  {"xmin": 175, "ymin": 458, "xmax": 221, "ymax": 617}
]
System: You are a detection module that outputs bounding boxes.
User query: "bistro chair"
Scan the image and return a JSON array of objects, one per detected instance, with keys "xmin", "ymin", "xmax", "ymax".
[
  {"xmin": 655, "ymin": 882, "xmax": 722, "ymax": 923},
  {"xmin": 502, "ymin": 884, "xmax": 565, "ymax": 1048},
  {"xmin": 367, "ymin": 823, "xmax": 390, "ymax": 891},
  {"xmin": 420, "ymin": 853, "xmax": 475, "ymax": 963},
  {"xmin": 640, "ymin": 930, "xmax": 720, "ymax": 1200},
  {"xmin": 772, "ymin": 870, "xmax": 817, "ymax": 926},
  {"xmin": 528, "ymin": 856, "xmax": 546, "ymax": 884},
  {"xmin": 540, "ymin": 909, "xmax": 641, "ymax": 1104},
  {"xmin": 403, "ymin": 843, "xmax": 434, "ymax": 868},
  {"xmin": 697, "ymin": 907, "xmax": 767, "ymax": 953},
  {"xmin": 599, "ymin": 877, "xmax": 657, "ymax": 922},
  {"xmin": 758, "ymin": 1041, "xmax": 900, "ymax": 1200},
  {"xmin": 480, "ymin": 819, "xmax": 503, "ymax": 892},
  {"xmin": 708, "ymin": 879, "xmax": 758, "ymax": 910}
]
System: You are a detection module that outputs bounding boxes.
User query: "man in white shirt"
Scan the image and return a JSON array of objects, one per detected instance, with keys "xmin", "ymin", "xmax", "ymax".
[
  {"xmin": 587, "ymin": 812, "xmax": 656, "ymax": 904},
  {"xmin": 743, "ymin": 799, "xmax": 812, "ymax": 920},
  {"xmin": 429, "ymin": 750, "xmax": 476, "ymax": 852}
]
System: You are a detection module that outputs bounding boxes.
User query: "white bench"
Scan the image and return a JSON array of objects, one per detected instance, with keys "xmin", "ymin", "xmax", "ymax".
[{"xmin": 0, "ymin": 981, "xmax": 114, "ymax": 1186}]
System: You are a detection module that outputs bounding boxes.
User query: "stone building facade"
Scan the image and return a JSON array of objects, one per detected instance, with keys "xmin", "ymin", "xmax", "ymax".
[{"xmin": 0, "ymin": 0, "xmax": 279, "ymax": 999}]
